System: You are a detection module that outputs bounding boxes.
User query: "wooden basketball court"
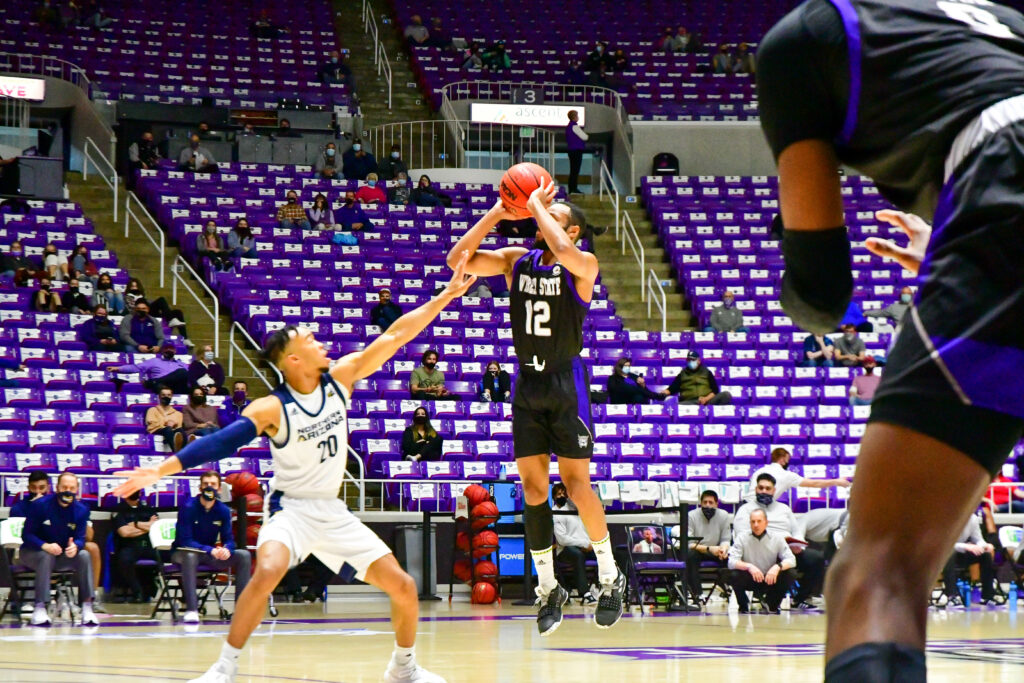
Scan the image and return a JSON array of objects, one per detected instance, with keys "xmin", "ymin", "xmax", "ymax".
[{"xmin": 2, "ymin": 599, "xmax": 1021, "ymax": 681}]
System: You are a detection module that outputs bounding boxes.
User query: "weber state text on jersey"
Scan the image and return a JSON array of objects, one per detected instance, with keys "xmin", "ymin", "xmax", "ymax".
[
  {"xmin": 268, "ymin": 373, "xmax": 350, "ymax": 498},
  {"xmin": 510, "ymin": 250, "xmax": 589, "ymax": 373}
]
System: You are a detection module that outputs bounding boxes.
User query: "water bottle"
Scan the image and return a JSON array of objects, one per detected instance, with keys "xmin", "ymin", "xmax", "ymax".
[
  {"xmin": 498, "ymin": 463, "xmax": 507, "ymax": 481},
  {"xmin": 961, "ymin": 581, "xmax": 972, "ymax": 608},
  {"xmin": 1009, "ymin": 583, "xmax": 1018, "ymax": 613},
  {"xmin": 971, "ymin": 584, "xmax": 981, "ymax": 605}
]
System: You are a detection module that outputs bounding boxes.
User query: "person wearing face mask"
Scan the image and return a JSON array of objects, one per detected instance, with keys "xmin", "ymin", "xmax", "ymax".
[
  {"xmin": 78, "ymin": 305, "xmax": 124, "ymax": 351},
  {"xmin": 370, "ymin": 288, "xmax": 403, "ymax": 330},
  {"xmin": 33, "ymin": 276, "xmax": 61, "ymax": 312},
  {"xmin": 0, "ymin": 240, "xmax": 43, "ymax": 283},
  {"xmin": 109, "ymin": 342, "xmax": 189, "ymax": 394},
  {"xmin": 197, "ymin": 221, "xmax": 233, "ymax": 272},
  {"xmin": 386, "ymin": 171, "xmax": 412, "ymax": 206},
  {"xmin": 227, "ymin": 218, "xmax": 257, "ymax": 259},
  {"xmin": 606, "ymin": 357, "xmax": 663, "ymax": 405},
  {"xmin": 318, "ymin": 50, "xmax": 353, "ymax": 85},
  {"xmin": 42, "ymin": 242, "xmax": 69, "ymax": 281},
  {"xmin": 835, "ymin": 323, "xmax": 873, "ymax": 367},
  {"xmin": 410, "ymin": 174, "xmax": 449, "ymax": 208},
  {"xmin": 172, "ymin": 471, "xmax": 251, "ymax": 624},
  {"xmin": 276, "ymin": 190, "xmax": 311, "ymax": 230},
  {"xmin": 682, "ymin": 490, "xmax": 732, "ymax": 606},
  {"xmin": 222, "ymin": 381, "xmax": 251, "ymax": 425},
  {"xmin": 117, "ymin": 298, "xmax": 165, "ymax": 354},
  {"xmin": 128, "ymin": 130, "xmax": 162, "ymax": 190},
  {"xmin": 401, "ymin": 407, "xmax": 443, "ymax": 462},
  {"xmin": 661, "ymin": 350, "xmax": 733, "ymax": 405},
  {"xmin": 584, "ymin": 41, "xmax": 614, "ymax": 72},
  {"xmin": 60, "ymin": 277, "xmax": 93, "ymax": 314},
  {"xmin": 733, "ymin": 474, "xmax": 824, "ymax": 609},
  {"xmin": 747, "ymin": 448, "xmax": 851, "ymax": 503},
  {"xmin": 112, "ymin": 487, "xmax": 159, "ymax": 603},
  {"xmin": 177, "ymin": 134, "xmax": 218, "ymax": 173},
  {"xmin": 410, "ymin": 350, "xmax": 451, "ymax": 399},
  {"xmin": 91, "ymin": 272, "xmax": 126, "ymax": 314},
  {"xmin": 124, "ymin": 281, "xmax": 190, "ymax": 345},
  {"xmin": 355, "ymin": 173, "xmax": 387, "ymax": 204},
  {"xmin": 849, "ymin": 356, "xmax": 881, "ymax": 406},
  {"xmin": 551, "ymin": 482, "xmax": 598, "ymax": 606},
  {"xmin": 183, "ymin": 388, "xmax": 222, "ymax": 440},
  {"xmin": 146, "ymin": 385, "xmax": 186, "ymax": 451},
  {"xmin": 68, "ymin": 244, "xmax": 99, "ymax": 283},
  {"xmin": 479, "ymin": 361, "xmax": 511, "ymax": 403},
  {"xmin": 706, "ymin": 290, "xmax": 750, "ymax": 334},
  {"xmin": 801, "ymin": 332, "xmax": 835, "ymax": 367},
  {"xmin": 342, "ymin": 138, "xmax": 378, "ymax": 181},
  {"xmin": 728, "ymin": 508, "xmax": 797, "ymax": 614},
  {"xmin": 275, "ymin": 118, "xmax": 300, "ymax": 138},
  {"xmin": 308, "ymin": 194, "xmax": 338, "ymax": 231},
  {"xmin": 336, "ymin": 191, "xmax": 370, "ymax": 231},
  {"xmin": 378, "ymin": 145, "xmax": 408, "ymax": 181},
  {"xmin": 314, "ymin": 142, "xmax": 342, "ymax": 179},
  {"xmin": 19, "ymin": 472, "xmax": 99, "ymax": 626},
  {"xmin": 188, "ymin": 345, "xmax": 226, "ymax": 395},
  {"xmin": 864, "ymin": 286, "xmax": 915, "ymax": 334}
]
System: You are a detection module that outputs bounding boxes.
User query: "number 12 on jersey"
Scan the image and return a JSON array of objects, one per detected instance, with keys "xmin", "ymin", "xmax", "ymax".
[{"xmin": 523, "ymin": 300, "xmax": 551, "ymax": 336}]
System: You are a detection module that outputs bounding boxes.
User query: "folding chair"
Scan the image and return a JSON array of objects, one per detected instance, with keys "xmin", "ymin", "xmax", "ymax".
[
  {"xmin": 622, "ymin": 524, "xmax": 694, "ymax": 612},
  {"xmin": 0, "ymin": 517, "xmax": 79, "ymax": 624},
  {"xmin": 142, "ymin": 519, "xmax": 232, "ymax": 623},
  {"xmin": 999, "ymin": 526, "xmax": 1024, "ymax": 591}
]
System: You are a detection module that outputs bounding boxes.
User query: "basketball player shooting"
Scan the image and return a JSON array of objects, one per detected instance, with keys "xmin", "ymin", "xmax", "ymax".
[
  {"xmin": 757, "ymin": 0, "xmax": 1024, "ymax": 679},
  {"xmin": 447, "ymin": 180, "xmax": 626, "ymax": 636},
  {"xmin": 112, "ymin": 253, "xmax": 478, "ymax": 683}
]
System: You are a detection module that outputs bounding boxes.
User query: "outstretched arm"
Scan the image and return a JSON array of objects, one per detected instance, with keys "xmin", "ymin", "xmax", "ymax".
[
  {"xmin": 331, "ymin": 252, "xmax": 478, "ymax": 389},
  {"xmin": 446, "ymin": 199, "xmax": 527, "ymax": 276}
]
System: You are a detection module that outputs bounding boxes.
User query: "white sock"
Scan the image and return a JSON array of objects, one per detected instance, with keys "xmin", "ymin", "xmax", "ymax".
[
  {"xmin": 592, "ymin": 534, "xmax": 617, "ymax": 583},
  {"xmin": 391, "ymin": 643, "xmax": 416, "ymax": 669},
  {"xmin": 220, "ymin": 641, "xmax": 242, "ymax": 666},
  {"xmin": 532, "ymin": 545, "xmax": 559, "ymax": 594}
]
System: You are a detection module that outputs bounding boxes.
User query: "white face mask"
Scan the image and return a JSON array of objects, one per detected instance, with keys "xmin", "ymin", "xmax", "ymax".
[{"xmin": 204, "ymin": 351, "xmax": 214, "ymax": 362}]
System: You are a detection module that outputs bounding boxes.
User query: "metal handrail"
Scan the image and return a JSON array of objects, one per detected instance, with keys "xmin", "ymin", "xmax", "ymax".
[
  {"xmin": 123, "ymin": 192, "xmax": 165, "ymax": 288},
  {"xmin": 597, "ymin": 160, "xmax": 620, "ymax": 238},
  {"xmin": 378, "ymin": 42, "xmax": 392, "ymax": 110},
  {"xmin": 171, "ymin": 255, "xmax": 219, "ymax": 356},
  {"xmin": 620, "ymin": 211, "xmax": 645, "ymax": 302},
  {"xmin": 228, "ymin": 321, "xmax": 281, "ymax": 392},
  {"xmin": 646, "ymin": 269, "xmax": 668, "ymax": 333},
  {"xmin": 361, "ymin": 0, "xmax": 392, "ymax": 111},
  {"xmin": 82, "ymin": 136, "xmax": 118, "ymax": 223}
]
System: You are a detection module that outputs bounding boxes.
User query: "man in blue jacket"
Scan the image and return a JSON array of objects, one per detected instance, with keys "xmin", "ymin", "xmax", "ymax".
[
  {"xmin": 171, "ymin": 470, "xmax": 251, "ymax": 624},
  {"xmin": 19, "ymin": 472, "xmax": 98, "ymax": 626}
]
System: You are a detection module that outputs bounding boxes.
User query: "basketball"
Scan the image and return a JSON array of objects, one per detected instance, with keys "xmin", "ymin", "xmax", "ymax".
[
  {"xmin": 228, "ymin": 471, "xmax": 262, "ymax": 498},
  {"xmin": 472, "ymin": 530, "xmax": 500, "ymax": 559},
  {"xmin": 463, "ymin": 484, "xmax": 490, "ymax": 508},
  {"xmin": 471, "ymin": 501, "xmax": 500, "ymax": 530},
  {"xmin": 471, "ymin": 581, "xmax": 498, "ymax": 605},
  {"xmin": 473, "ymin": 560, "xmax": 498, "ymax": 583},
  {"xmin": 456, "ymin": 531, "xmax": 471, "ymax": 553},
  {"xmin": 499, "ymin": 162, "xmax": 553, "ymax": 218},
  {"xmin": 245, "ymin": 524, "xmax": 261, "ymax": 547},
  {"xmin": 453, "ymin": 558, "xmax": 473, "ymax": 584},
  {"xmin": 243, "ymin": 493, "xmax": 264, "ymax": 513}
]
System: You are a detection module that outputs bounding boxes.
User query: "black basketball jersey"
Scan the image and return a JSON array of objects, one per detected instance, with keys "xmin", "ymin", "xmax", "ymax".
[
  {"xmin": 758, "ymin": 0, "xmax": 1024, "ymax": 219},
  {"xmin": 510, "ymin": 250, "xmax": 588, "ymax": 374}
]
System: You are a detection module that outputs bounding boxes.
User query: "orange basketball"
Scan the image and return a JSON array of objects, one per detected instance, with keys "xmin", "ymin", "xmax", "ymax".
[
  {"xmin": 463, "ymin": 484, "xmax": 490, "ymax": 508},
  {"xmin": 499, "ymin": 162, "xmax": 552, "ymax": 218},
  {"xmin": 473, "ymin": 560, "xmax": 498, "ymax": 583},
  {"xmin": 456, "ymin": 531, "xmax": 471, "ymax": 553},
  {"xmin": 453, "ymin": 559, "xmax": 473, "ymax": 584},
  {"xmin": 472, "ymin": 530, "xmax": 499, "ymax": 559},
  {"xmin": 229, "ymin": 471, "xmax": 261, "ymax": 499},
  {"xmin": 243, "ymin": 493, "xmax": 264, "ymax": 513},
  {"xmin": 471, "ymin": 501, "xmax": 500, "ymax": 530},
  {"xmin": 245, "ymin": 523, "xmax": 261, "ymax": 547},
  {"xmin": 471, "ymin": 581, "xmax": 498, "ymax": 604}
]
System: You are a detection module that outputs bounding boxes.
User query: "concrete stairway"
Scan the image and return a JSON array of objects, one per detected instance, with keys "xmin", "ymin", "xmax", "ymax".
[
  {"xmin": 574, "ymin": 195, "xmax": 693, "ymax": 332},
  {"xmin": 65, "ymin": 174, "xmax": 274, "ymax": 396}
]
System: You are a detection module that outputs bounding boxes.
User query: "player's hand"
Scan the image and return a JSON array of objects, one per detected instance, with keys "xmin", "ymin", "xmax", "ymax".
[
  {"xmin": 836, "ymin": 478, "xmax": 852, "ymax": 488},
  {"xmin": 749, "ymin": 566, "xmax": 765, "ymax": 583},
  {"xmin": 112, "ymin": 468, "xmax": 163, "ymax": 498},
  {"xmin": 527, "ymin": 180, "xmax": 557, "ymax": 214},
  {"xmin": 442, "ymin": 251, "xmax": 477, "ymax": 300},
  {"xmin": 866, "ymin": 210, "xmax": 931, "ymax": 275},
  {"xmin": 490, "ymin": 198, "xmax": 518, "ymax": 222}
]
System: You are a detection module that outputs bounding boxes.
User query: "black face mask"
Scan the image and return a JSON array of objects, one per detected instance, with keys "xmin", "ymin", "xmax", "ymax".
[
  {"xmin": 70, "ymin": 286, "xmax": 79, "ymax": 294},
  {"xmin": 413, "ymin": 415, "xmax": 426, "ymax": 425},
  {"xmin": 136, "ymin": 310, "xmax": 148, "ymax": 318},
  {"xmin": 553, "ymin": 496, "xmax": 568, "ymax": 508},
  {"xmin": 288, "ymin": 197, "xmax": 297, "ymax": 204},
  {"xmin": 191, "ymin": 395, "xmax": 206, "ymax": 405},
  {"xmin": 41, "ymin": 284, "xmax": 50, "ymax": 291},
  {"xmin": 756, "ymin": 492, "xmax": 774, "ymax": 507},
  {"xmin": 162, "ymin": 351, "xmax": 175, "ymax": 360},
  {"xmin": 58, "ymin": 491, "xmax": 76, "ymax": 505},
  {"xmin": 201, "ymin": 487, "xmax": 218, "ymax": 501},
  {"xmin": 159, "ymin": 396, "xmax": 172, "ymax": 406},
  {"xmin": 424, "ymin": 361, "xmax": 436, "ymax": 369},
  {"xmin": 126, "ymin": 491, "xmax": 140, "ymax": 502},
  {"xmin": 701, "ymin": 506, "xmax": 716, "ymax": 520}
]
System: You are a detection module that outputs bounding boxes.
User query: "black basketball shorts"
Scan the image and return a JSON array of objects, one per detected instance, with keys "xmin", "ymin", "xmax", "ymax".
[{"xmin": 512, "ymin": 357, "xmax": 594, "ymax": 460}]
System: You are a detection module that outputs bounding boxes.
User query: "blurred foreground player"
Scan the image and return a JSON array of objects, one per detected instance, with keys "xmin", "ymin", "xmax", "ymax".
[
  {"xmin": 113, "ymin": 255, "xmax": 479, "ymax": 683},
  {"xmin": 757, "ymin": 0, "xmax": 1024, "ymax": 678}
]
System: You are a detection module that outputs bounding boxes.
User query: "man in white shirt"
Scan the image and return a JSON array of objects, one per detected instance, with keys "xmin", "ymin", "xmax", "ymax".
[
  {"xmin": 940, "ymin": 511, "xmax": 997, "ymax": 606},
  {"xmin": 747, "ymin": 448, "xmax": 851, "ymax": 501},
  {"xmin": 552, "ymin": 483, "xmax": 597, "ymax": 605},
  {"xmin": 728, "ymin": 508, "xmax": 797, "ymax": 613}
]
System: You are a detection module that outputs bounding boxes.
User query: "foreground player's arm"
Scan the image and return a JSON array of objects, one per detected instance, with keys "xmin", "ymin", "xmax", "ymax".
[
  {"xmin": 111, "ymin": 396, "xmax": 282, "ymax": 497},
  {"xmin": 446, "ymin": 199, "xmax": 528, "ymax": 276},
  {"xmin": 331, "ymin": 252, "xmax": 478, "ymax": 388},
  {"xmin": 527, "ymin": 182, "xmax": 599, "ymax": 286}
]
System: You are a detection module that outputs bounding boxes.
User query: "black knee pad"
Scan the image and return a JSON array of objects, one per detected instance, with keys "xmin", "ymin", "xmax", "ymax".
[
  {"xmin": 524, "ymin": 501, "xmax": 554, "ymax": 552},
  {"xmin": 825, "ymin": 642, "xmax": 926, "ymax": 683}
]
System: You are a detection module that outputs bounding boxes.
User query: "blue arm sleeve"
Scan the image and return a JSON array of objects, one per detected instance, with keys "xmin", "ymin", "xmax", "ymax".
[
  {"xmin": 220, "ymin": 505, "xmax": 237, "ymax": 553},
  {"xmin": 176, "ymin": 417, "xmax": 258, "ymax": 471}
]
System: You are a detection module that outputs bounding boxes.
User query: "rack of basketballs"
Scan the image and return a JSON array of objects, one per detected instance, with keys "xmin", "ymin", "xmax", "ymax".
[{"xmin": 451, "ymin": 484, "xmax": 502, "ymax": 605}]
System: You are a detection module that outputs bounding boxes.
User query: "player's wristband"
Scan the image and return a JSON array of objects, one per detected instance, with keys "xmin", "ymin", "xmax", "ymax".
[
  {"xmin": 780, "ymin": 227, "xmax": 852, "ymax": 335},
  {"xmin": 176, "ymin": 417, "xmax": 258, "ymax": 471}
]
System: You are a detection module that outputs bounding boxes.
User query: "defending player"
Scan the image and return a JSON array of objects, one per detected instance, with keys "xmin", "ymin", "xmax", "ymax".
[
  {"xmin": 757, "ymin": 0, "xmax": 1024, "ymax": 678},
  {"xmin": 113, "ymin": 254, "xmax": 479, "ymax": 683},
  {"xmin": 447, "ymin": 183, "xmax": 626, "ymax": 636}
]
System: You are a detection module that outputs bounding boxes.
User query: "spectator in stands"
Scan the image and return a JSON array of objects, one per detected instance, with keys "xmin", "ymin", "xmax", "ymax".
[
  {"xmin": 342, "ymin": 139, "xmax": 378, "ymax": 181},
  {"xmin": 864, "ymin": 286, "xmax": 913, "ymax": 333},
  {"xmin": 33, "ymin": 277, "xmax": 60, "ymax": 312},
  {"xmin": 197, "ymin": 221, "xmax": 233, "ymax": 272},
  {"xmin": 227, "ymin": 218, "xmax": 257, "ymax": 259},
  {"xmin": 127, "ymin": 131, "xmax": 161, "ymax": 189},
  {"xmin": 565, "ymin": 110, "xmax": 588, "ymax": 196},
  {"xmin": 336, "ymin": 192, "xmax": 370, "ymax": 231},
  {"xmin": 146, "ymin": 385, "xmax": 185, "ymax": 451},
  {"xmin": 370, "ymin": 289, "xmax": 402, "ymax": 330},
  {"xmin": 252, "ymin": 9, "xmax": 286, "ymax": 39},
  {"xmin": 611, "ymin": 48, "xmax": 631, "ymax": 72},
  {"xmin": 426, "ymin": 17, "xmax": 452, "ymax": 49},
  {"xmin": 314, "ymin": 142, "xmax": 342, "ymax": 179},
  {"xmin": 276, "ymin": 119, "xmax": 300, "ymax": 138},
  {"xmin": 1, "ymin": 241, "xmax": 42, "ymax": 283},
  {"xmin": 482, "ymin": 41, "xmax": 511, "ymax": 72},
  {"xmin": 734, "ymin": 473, "xmax": 825, "ymax": 609},
  {"xmin": 171, "ymin": 471, "xmax": 251, "ymax": 624},
  {"xmin": 801, "ymin": 333, "xmax": 835, "ymax": 367},
  {"xmin": 552, "ymin": 482, "xmax": 598, "ymax": 605},
  {"xmin": 188, "ymin": 345, "xmax": 226, "ymax": 395},
  {"xmin": 584, "ymin": 41, "xmax": 613, "ymax": 72},
  {"xmin": 78, "ymin": 305, "xmax": 124, "ymax": 352},
  {"xmin": 59, "ymin": 277, "xmax": 92, "ymax": 314},
  {"xmin": 183, "ymin": 387, "xmax": 222, "ymax": 440},
  {"xmin": 479, "ymin": 360, "xmax": 511, "ymax": 403},
  {"xmin": 223, "ymin": 381, "xmax": 251, "ymax": 425},
  {"xmin": 20, "ymin": 472, "xmax": 99, "ymax": 626},
  {"xmin": 91, "ymin": 273, "xmax": 125, "ymax": 314},
  {"xmin": 685, "ymin": 490, "xmax": 732, "ymax": 605},
  {"xmin": 410, "ymin": 175, "xmax": 448, "ymax": 207},
  {"xmin": 34, "ymin": 0, "xmax": 62, "ymax": 30},
  {"xmin": 309, "ymin": 194, "xmax": 339, "ymax": 230},
  {"xmin": 401, "ymin": 406, "xmax": 443, "ymax": 462},
  {"xmin": 835, "ymin": 324, "xmax": 872, "ymax": 367},
  {"xmin": 124, "ymin": 280, "xmax": 190, "ymax": 345},
  {"xmin": 588, "ymin": 62, "xmax": 612, "ymax": 88},
  {"xmin": 461, "ymin": 42, "xmax": 484, "ymax": 71},
  {"xmin": 607, "ymin": 357, "xmax": 663, "ymax": 404},
  {"xmin": 728, "ymin": 508, "xmax": 796, "ymax": 613},
  {"xmin": 178, "ymin": 135, "xmax": 218, "ymax": 173},
  {"xmin": 378, "ymin": 145, "xmax": 408, "ymax": 181},
  {"xmin": 68, "ymin": 244, "xmax": 99, "ymax": 284},
  {"xmin": 732, "ymin": 43, "xmax": 755, "ymax": 74},
  {"xmin": 111, "ymin": 342, "xmax": 189, "ymax": 392},
  {"xmin": 706, "ymin": 290, "xmax": 749, "ymax": 333},
  {"xmin": 712, "ymin": 44, "xmax": 734, "ymax": 74},
  {"xmin": 80, "ymin": 0, "xmax": 114, "ymax": 29},
  {"xmin": 277, "ymin": 190, "xmax": 311, "ymax": 230},
  {"xmin": 113, "ymin": 489, "xmax": 159, "ymax": 603},
  {"xmin": 403, "ymin": 14, "xmax": 430, "ymax": 44},
  {"xmin": 564, "ymin": 59, "xmax": 587, "ymax": 86},
  {"xmin": 10, "ymin": 471, "xmax": 50, "ymax": 517},
  {"xmin": 42, "ymin": 242, "xmax": 68, "ymax": 281},
  {"xmin": 748, "ymin": 448, "xmax": 851, "ymax": 501},
  {"xmin": 410, "ymin": 349, "xmax": 451, "ymax": 399},
  {"xmin": 657, "ymin": 26, "xmax": 675, "ymax": 52},
  {"xmin": 318, "ymin": 50, "xmax": 352, "ymax": 86},
  {"xmin": 940, "ymin": 511, "xmax": 997, "ymax": 606},
  {"xmin": 196, "ymin": 121, "xmax": 219, "ymax": 140},
  {"xmin": 849, "ymin": 357, "xmax": 881, "ymax": 406},
  {"xmin": 662, "ymin": 350, "xmax": 733, "ymax": 405},
  {"xmin": 387, "ymin": 172, "xmax": 412, "ymax": 206},
  {"xmin": 670, "ymin": 26, "xmax": 692, "ymax": 53},
  {"xmin": 356, "ymin": 173, "xmax": 387, "ymax": 205},
  {"xmin": 987, "ymin": 456, "xmax": 1024, "ymax": 513},
  {"xmin": 238, "ymin": 122, "xmax": 257, "ymax": 137}
]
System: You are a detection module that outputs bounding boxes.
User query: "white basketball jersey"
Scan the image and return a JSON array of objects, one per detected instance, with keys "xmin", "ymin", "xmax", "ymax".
[{"xmin": 268, "ymin": 373, "xmax": 350, "ymax": 499}]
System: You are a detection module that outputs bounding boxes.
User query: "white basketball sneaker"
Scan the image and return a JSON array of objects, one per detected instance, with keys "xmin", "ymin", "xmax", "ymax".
[
  {"xmin": 382, "ymin": 663, "xmax": 448, "ymax": 683},
  {"xmin": 188, "ymin": 658, "xmax": 237, "ymax": 683}
]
